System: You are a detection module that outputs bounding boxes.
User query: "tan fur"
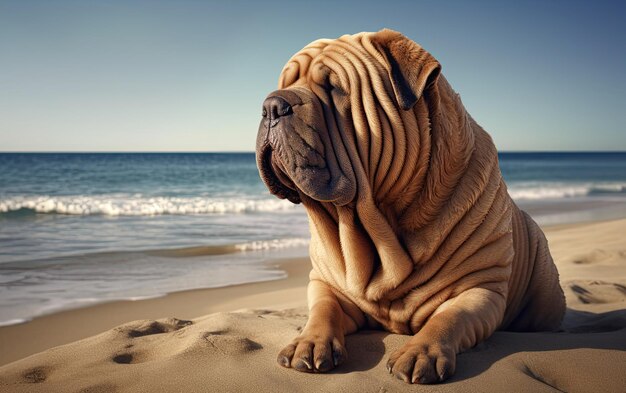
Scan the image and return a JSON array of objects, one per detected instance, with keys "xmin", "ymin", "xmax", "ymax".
[{"xmin": 263, "ymin": 29, "xmax": 566, "ymax": 384}]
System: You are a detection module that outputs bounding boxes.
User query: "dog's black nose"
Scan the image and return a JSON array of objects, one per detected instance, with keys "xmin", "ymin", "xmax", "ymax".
[{"xmin": 262, "ymin": 96, "xmax": 292, "ymax": 120}]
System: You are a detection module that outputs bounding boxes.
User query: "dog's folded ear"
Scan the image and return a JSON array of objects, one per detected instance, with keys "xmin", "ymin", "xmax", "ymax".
[{"xmin": 372, "ymin": 29, "xmax": 441, "ymax": 111}]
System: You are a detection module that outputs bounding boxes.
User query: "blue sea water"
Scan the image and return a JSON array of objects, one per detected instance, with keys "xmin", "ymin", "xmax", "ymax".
[
  {"xmin": 0, "ymin": 153, "xmax": 308, "ymax": 260},
  {"xmin": 1, "ymin": 152, "xmax": 626, "ymax": 325}
]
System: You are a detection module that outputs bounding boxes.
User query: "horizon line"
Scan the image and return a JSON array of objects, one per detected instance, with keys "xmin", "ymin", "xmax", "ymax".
[{"xmin": 1, "ymin": 150, "xmax": 626, "ymax": 154}]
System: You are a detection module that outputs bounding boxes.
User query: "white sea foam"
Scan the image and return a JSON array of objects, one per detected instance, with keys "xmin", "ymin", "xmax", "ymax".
[
  {"xmin": 0, "ymin": 195, "xmax": 298, "ymax": 216},
  {"xmin": 235, "ymin": 238, "xmax": 310, "ymax": 251},
  {"xmin": 0, "ymin": 318, "xmax": 29, "ymax": 327},
  {"xmin": 4, "ymin": 183, "xmax": 623, "ymax": 215},
  {"xmin": 508, "ymin": 182, "xmax": 626, "ymax": 201}
]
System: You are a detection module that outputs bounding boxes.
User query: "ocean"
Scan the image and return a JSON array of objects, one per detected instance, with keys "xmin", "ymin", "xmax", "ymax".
[{"xmin": 1, "ymin": 152, "xmax": 626, "ymax": 326}]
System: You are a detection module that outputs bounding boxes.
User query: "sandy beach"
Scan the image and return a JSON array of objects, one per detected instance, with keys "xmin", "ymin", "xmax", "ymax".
[{"xmin": 1, "ymin": 218, "xmax": 625, "ymax": 392}]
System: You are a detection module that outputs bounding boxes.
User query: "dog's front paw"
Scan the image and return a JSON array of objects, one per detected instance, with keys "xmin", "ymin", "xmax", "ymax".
[
  {"xmin": 277, "ymin": 331, "xmax": 347, "ymax": 373},
  {"xmin": 386, "ymin": 339, "xmax": 456, "ymax": 384}
]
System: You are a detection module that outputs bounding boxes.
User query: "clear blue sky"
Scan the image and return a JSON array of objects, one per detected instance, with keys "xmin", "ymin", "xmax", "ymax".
[{"xmin": 1, "ymin": 0, "xmax": 624, "ymax": 152}]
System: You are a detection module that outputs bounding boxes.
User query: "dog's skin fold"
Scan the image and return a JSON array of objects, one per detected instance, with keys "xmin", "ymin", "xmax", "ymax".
[{"xmin": 256, "ymin": 29, "xmax": 565, "ymax": 384}]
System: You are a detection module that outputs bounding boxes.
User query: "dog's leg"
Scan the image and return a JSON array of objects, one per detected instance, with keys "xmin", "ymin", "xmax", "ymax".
[
  {"xmin": 277, "ymin": 279, "xmax": 362, "ymax": 372},
  {"xmin": 387, "ymin": 287, "xmax": 506, "ymax": 384}
]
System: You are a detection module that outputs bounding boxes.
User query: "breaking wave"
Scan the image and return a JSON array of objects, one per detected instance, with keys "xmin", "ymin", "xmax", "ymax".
[
  {"xmin": 0, "ymin": 195, "xmax": 298, "ymax": 216},
  {"xmin": 508, "ymin": 182, "xmax": 626, "ymax": 201},
  {"xmin": 146, "ymin": 238, "xmax": 310, "ymax": 257},
  {"xmin": 235, "ymin": 238, "xmax": 309, "ymax": 251},
  {"xmin": 2, "ymin": 183, "xmax": 625, "ymax": 216}
]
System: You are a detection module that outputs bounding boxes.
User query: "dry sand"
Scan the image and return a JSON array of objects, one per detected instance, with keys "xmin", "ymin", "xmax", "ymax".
[{"xmin": 1, "ymin": 219, "xmax": 626, "ymax": 392}]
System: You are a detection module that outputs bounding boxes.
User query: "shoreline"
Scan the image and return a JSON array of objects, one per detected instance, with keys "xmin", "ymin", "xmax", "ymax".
[
  {"xmin": 1, "ymin": 198, "xmax": 624, "ymax": 328},
  {"xmin": 1, "ymin": 216, "xmax": 625, "ymax": 367},
  {"xmin": 518, "ymin": 197, "xmax": 626, "ymax": 226},
  {"xmin": 0, "ymin": 257, "xmax": 311, "ymax": 366}
]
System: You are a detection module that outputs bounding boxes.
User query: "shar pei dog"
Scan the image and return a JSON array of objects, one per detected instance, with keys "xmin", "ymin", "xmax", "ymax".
[{"xmin": 255, "ymin": 29, "xmax": 566, "ymax": 384}]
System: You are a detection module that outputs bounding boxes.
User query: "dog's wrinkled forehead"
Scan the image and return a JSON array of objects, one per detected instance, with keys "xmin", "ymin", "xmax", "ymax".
[
  {"xmin": 278, "ymin": 34, "xmax": 377, "ymax": 95},
  {"xmin": 278, "ymin": 39, "xmax": 332, "ymax": 89},
  {"xmin": 278, "ymin": 30, "xmax": 441, "ymax": 112}
]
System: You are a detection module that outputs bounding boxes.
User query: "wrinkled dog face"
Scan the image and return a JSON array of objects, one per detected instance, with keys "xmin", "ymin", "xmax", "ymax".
[
  {"xmin": 256, "ymin": 30, "xmax": 440, "ymax": 208},
  {"xmin": 256, "ymin": 63, "xmax": 357, "ymax": 206}
]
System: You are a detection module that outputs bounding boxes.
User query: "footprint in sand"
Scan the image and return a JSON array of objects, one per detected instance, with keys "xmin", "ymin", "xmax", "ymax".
[
  {"xmin": 202, "ymin": 331, "xmax": 263, "ymax": 355},
  {"xmin": 22, "ymin": 366, "xmax": 48, "ymax": 383},
  {"xmin": 114, "ymin": 317, "xmax": 193, "ymax": 338},
  {"xmin": 109, "ymin": 316, "xmax": 263, "ymax": 364},
  {"xmin": 571, "ymin": 249, "xmax": 626, "ymax": 265},
  {"xmin": 110, "ymin": 317, "xmax": 193, "ymax": 364},
  {"xmin": 567, "ymin": 280, "xmax": 626, "ymax": 304},
  {"xmin": 112, "ymin": 353, "xmax": 134, "ymax": 364}
]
